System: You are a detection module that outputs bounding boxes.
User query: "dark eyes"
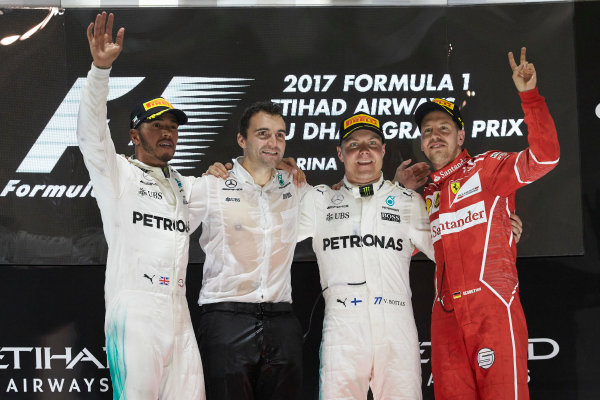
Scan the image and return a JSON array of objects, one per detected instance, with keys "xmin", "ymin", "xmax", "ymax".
[
  {"xmin": 152, "ymin": 122, "xmax": 177, "ymax": 130},
  {"xmin": 347, "ymin": 141, "xmax": 378, "ymax": 147},
  {"xmin": 423, "ymin": 125, "xmax": 449, "ymax": 134},
  {"xmin": 257, "ymin": 131, "xmax": 285, "ymax": 139}
]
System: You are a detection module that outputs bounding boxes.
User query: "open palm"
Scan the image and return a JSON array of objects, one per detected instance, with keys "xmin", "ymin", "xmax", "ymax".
[{"xmin": 86, "ymin": 12, "xmax": 124, "ymax": 69}]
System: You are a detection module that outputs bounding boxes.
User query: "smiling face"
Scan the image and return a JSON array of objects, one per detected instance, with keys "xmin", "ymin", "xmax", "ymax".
[
  {"xmin": 129, "ymin": 113, "xmax": 179, "ymax": 167},
  {"xmin": 337, "ymin": 129, "xmax": 385, "ymax": 185},
  {"xmin": 420, "ymin": 110, "xmax": 465, "ymax": 170},
  {"xmin": 237, "ymin": 111, "xmax": 286, "ymax": 170}
]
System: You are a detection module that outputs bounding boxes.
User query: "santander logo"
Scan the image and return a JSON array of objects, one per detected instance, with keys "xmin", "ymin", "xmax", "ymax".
[{"xmin": 430, "ymin": 201, "xmax": 487, "ymax": 242}]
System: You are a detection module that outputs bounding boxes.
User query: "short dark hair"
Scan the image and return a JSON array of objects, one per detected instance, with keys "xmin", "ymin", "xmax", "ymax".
[{"xmin": 239, "ymin": 101, "xmax": 283, "ymax": 138}]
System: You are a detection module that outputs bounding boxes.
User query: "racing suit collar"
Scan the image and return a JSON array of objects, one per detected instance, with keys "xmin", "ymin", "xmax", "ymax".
[
  {"xmin": 343, "ymin": 173, "xmax": 385, "ymax": 198},
  {"xmin": 430, "ymin": 149, "xmax": 469, "ymax": 185},
  {"xmin": 128, "ymin": 157, "xmax": 171, "ymax": 178},
  {"xmin": 232, "ymin": 156, "xmax": 278, "ymax": 186}
]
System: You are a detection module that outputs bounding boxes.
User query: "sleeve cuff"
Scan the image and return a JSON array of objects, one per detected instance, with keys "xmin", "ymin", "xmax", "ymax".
[
  {"xmin": 90, "ymin": 63, "xmax": 112, "ymax": 77},
  {"xmin": 518, "ymin": 87, "xmax": 542, "ymax": 104}
]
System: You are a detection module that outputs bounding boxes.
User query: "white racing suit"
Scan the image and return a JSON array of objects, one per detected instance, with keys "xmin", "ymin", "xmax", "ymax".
[
  {"xmin": 77, "ymin": 65, "xmax": 204, "ymax": 400},
  {"xmin": 298, "ymin": 175, "xmax": 434, "ymax": 400}
]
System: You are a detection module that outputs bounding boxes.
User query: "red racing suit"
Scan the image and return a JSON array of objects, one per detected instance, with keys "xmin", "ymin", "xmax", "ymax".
[{"xmin": 423, "ymin": 88, "xmax": 560, "ymax": 400}]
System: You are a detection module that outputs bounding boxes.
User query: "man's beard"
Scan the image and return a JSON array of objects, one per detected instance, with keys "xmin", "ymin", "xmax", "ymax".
[{"xmin": 138, "ymin": 131, "xmax": 173, "ymax": 163}]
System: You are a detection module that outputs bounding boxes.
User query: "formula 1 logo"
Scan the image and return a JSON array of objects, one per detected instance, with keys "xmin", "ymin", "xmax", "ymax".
[{"xmin": 16, "ymin": 76, "xmax": 253, "ymax": 174}]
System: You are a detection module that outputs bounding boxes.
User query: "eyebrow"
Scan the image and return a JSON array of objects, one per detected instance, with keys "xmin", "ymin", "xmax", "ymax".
[{"xmin": 254, "ymin": 127, "xmax": 287, "ymax": 134}]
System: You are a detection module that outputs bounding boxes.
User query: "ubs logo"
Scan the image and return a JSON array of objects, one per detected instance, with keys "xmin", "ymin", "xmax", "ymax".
[
  {"xmin": 138, "ymin": 187, "xmax": 163, "ymax": 200},
  {"xmin": 326, "ymin": 212, "xmax": 349, "ymax": 221}
]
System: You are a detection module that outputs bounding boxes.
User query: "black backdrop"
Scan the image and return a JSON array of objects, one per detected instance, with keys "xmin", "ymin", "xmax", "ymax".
[{"xmin": 0, "ymin": 2, "xmax": 598, "ymax": 399}]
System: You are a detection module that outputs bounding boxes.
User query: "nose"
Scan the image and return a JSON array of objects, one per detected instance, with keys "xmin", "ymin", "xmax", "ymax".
[
  {"xmin": 428, "ymin": 128, "xmax": 444, "ymax": 141},
  {"xmin": 358, "ymin": 142, "xmax": 370, "ymax": 152},
  {"xmin": 266, "ymin": 133, "xmax": 277, "ymax": 147}
]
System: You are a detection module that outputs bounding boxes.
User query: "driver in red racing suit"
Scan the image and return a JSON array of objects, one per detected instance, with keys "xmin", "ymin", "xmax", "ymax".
[{"xmin": 414, "ymin": 48, "xmax": 559, "ymax": 399}]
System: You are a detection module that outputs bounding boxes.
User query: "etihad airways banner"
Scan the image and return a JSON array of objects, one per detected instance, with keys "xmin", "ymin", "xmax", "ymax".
[{"xmin": 0, "ymin": 4, "xmax": 581, "ymax": 264}]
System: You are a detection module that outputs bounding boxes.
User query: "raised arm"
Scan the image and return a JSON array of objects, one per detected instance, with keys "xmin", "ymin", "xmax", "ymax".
[
  {"xmin": 484, "ymin": 47, "xmax": 560, "ymax": 197},
  {"xmin": 77, "ymin": 12, "xmax": 127, "ymax": 198}
]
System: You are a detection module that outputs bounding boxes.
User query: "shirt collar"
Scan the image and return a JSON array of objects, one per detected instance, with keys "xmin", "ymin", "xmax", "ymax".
[
  {"xmin": 430, "ymin": 149, "xmax": 469, "ymax": 184},
  {"xmin": 343, "ymin": 173, "xmax": 385, "ymax": 198},
  {"xmin": 232, "ymin": 156, "xmax": 278, "ymax": 186}
]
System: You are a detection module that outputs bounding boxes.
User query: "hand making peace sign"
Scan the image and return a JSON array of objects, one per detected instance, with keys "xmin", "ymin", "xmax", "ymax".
[{"xmin": 508, "ymin": 47, "xmax": 537, "ymax": 93}]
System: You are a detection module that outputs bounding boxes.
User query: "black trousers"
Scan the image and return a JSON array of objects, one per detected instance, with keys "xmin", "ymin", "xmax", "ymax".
[{"xmin": 197, "ymin": 302, "xmax": 303, "ymax": 400}]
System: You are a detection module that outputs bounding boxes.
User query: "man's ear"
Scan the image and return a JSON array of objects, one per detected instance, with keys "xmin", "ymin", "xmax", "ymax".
[
  {"xmin": 457, "ymin": 129, "xmax": 466, "ymax": 147},
  {"xmin": 237, "ymin": 132, "xmax": 246, "ymax": 149},
  {"xmin": 129, "ymin": 128, "xmax": 140, "ymax": 146},
  {"xmin": 337, "ymin": 146, "xmax": 344, "ymax": 163}
]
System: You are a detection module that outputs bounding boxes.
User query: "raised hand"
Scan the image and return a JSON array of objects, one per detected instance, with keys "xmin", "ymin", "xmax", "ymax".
[
  {"xmin": 508, "ymin": 47, "xmax": 536, "ymax": 92},
  {"xmin": 393, "ymin": 159, "xmax": 430, "ymax": 190},
  {"xmin": 86, "ymin": 12, "xmax": 125, "ymax": 69}
]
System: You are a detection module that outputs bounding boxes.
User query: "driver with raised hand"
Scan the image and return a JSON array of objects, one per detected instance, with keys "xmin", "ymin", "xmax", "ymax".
[
  {"xmin": 415, "ymin": 47, "xmax": 559, "ymax": 400},
  {"xmin": 77, "ymin": 12, "xmax": 204, "ymax": 400}
]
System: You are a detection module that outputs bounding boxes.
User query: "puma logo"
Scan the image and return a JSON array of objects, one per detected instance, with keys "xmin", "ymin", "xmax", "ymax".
[
  {"xmin": 337, "ymin": 298, "xmax": 347, "ymax": 307},
  {"xmin": 143, "ymin": 274, "xmax": 155, "ymax": 284}
]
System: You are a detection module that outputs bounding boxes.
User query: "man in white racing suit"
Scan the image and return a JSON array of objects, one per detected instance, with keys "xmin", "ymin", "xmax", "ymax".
[
  {"xmin": 298, "ymin": 113, "xmax": 435, "ymax": 400},
  {"xmin": 76, "ymin": 13, "xmax": 204, "ymax": 399}
]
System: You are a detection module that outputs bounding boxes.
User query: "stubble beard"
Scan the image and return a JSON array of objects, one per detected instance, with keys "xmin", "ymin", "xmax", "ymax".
[{"xmin": 138, "ymin": 131, "xmax": 174, "ymax": 163}]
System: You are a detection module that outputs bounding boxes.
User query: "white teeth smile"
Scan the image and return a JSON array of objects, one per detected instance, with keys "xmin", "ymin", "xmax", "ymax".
[{"xmin": 357, "ymin": 160, "xmax": 372, "ymax": 165}]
